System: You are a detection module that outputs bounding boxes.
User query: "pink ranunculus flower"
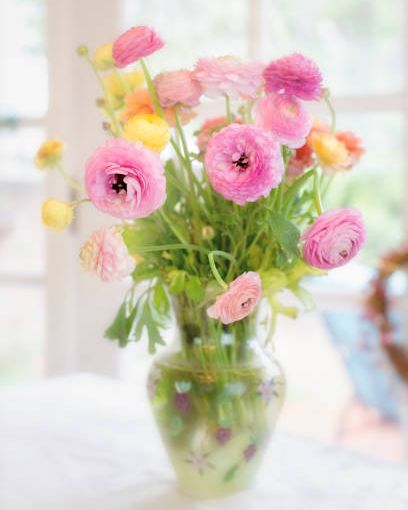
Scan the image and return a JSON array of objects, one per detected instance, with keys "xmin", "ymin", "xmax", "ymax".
[
  {"xmin": 80, "ymin": 226, "xmax": 135, "ymax": 282},
  {"xmin": 193, "ymin": 56, "xmax": 264, "ymax": 99},
  {"xmin": 112, "ymin": 26, "xmax": 164, "ymax": 68},
  {"xmin": 264, "ymin": 53, "xmax": 323, "ymax": 101},
  {"xmin": 85, "ymin": 138, "xmax": 166, "ymax": 219},
  {"xmin": 205, "ymin": 123, "xmax": 283, "ymax": 205},
  {"xmin": 254, "ymin": 93, "xmax": 312, "ymax": 149},
  {"xmin": 207, "ymin": 272, "xmax": 262, "ymax": 324},
  {"xmin": 302, "ymin": 208, "xmax": 366, "ymax": 270},
  {"xmin": 153, "ymin": 70, "xmax": 202, "ymax": 108}
]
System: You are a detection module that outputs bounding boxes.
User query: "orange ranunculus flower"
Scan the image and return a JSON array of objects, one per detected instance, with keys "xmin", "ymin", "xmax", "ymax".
[
  {"xmin": 336, "ymin": 131, "xmax": 364, "ymax": 168},
  {"xmin": 121, "ymin": 89, "xmax": 154, "ymax": 121},
  {"xmin": 309, "ymin": 131, "xmax": 349, "ymax": 171}
]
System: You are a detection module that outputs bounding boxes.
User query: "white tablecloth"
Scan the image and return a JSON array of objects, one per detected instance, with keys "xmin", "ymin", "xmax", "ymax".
[{"xmin": 0, "ymin": 374, "xmax": 407, "ymax": 510}]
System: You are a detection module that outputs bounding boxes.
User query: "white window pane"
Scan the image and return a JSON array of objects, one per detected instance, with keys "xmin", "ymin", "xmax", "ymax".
[
  {"xmin": 260, "ymin": 0, "xmax": 404, "ymax": 96},
  {"xmin": 0, "ymin": 284, "xmax": 45, "ymax": 383},
  {"xmin": 123, "ymin": 0, "xmax": 249, "ymax": 71},
  {"xmin": 0, "ymin": 0, "xmax": 47, "ymax": 117},
  {"xmin": 0, "ymin": 127, "xmax": 45, "ymax": 276},
  {"xmin": 327, "ymin": 112, "xmax": 404, "ymax": 261}
]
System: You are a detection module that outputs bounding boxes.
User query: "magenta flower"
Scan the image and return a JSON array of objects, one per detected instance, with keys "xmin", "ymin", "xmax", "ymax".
[
  {"xmin": 205, "ymin": 124, "xmax": 283, "ymax": 205},
  {"xmin": 154, "ymin": 70, "xmax": 202, "ymax": 108},
  {"xmin": 85, "ymin": 139, "xmax": 166, "ymax": 220},
  {"xmin": 175, "ymin": 392, "xmax": 192, "ymax": 415},
  {"xmin": 80, "ymin": 226, "xmax": 135, "ymax": 283},
  {"xmin": 112, "ymin": 26, "xmax": 164, "ymax": 68},
  {"xmin": 264, "ymin": 53, "xmax": 323, "ymax": 101},
  {"xmin": 243, "ymin": 444, "xmax": 257, "ymax": 462},
  {"xmin": 215, "ymin": 427, "xmax": 232, "ymax": 445},
  {"xmin": 193, "ymin": 57, "xmax": 264, "ymax": 99},
  {"xmin": 302, "ymin": 208, "xmax": 366, "ymax": 270},
  {"xmin": 254, "ymin": 93, "xmax": 312, "ymax": 149},
  {"xmin": 207, "ymin": 272, "xmax": 262, "ymax": 324}
]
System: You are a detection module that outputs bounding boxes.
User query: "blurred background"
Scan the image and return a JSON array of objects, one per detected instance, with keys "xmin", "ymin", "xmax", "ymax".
[{"xmin": 1, "ymin": 0, "xmax": 407, "ymax": 464}]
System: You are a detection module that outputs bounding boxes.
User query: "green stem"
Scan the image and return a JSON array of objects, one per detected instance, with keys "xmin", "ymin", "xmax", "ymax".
[
  {"xmin": 158, "ymin": 209, "xmax": 189, "ymax": 246},
  {"xmin": 139, "ymin": 58, "xmax": 164, "ymax": 118},
  {"xmin": 313, "ymin": 168, "xmax": 324, "ymax": 215},
  {"xmin": 84, "ymin": 55, "xmax": 122, "ymax": 136},
  {"xmin": 208, "ymin": 252, "xmax": 229, "ymax": 290},
  {"xmin": 132, "ymin": 242, "xmax": 209, "ymax": 255},
  {"xmin": 57, "ymin": 163, "xmax": 84, "ymax": 194},
  {"xmin": 323, "ymin": 91, "xmax": 336, "ymax": 133},
  {"xmin": 70, "ymin": 197, "xmax": 90, "ymax": 207}
]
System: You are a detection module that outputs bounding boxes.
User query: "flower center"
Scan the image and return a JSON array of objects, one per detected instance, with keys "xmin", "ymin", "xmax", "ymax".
[
  {"xmin": 111, "ymin": 174, "xmax": 127, "ymax": 194},
  {"xmin": 339, "ymin": 249, "xmax": 348, "ymax": 259},
  {"xmin": 241, "ymin": 297, "xmax": 252, "ymax": 309},
  {"xmin": 233, "ymin": 153, "xmax": 249, "ymax": 171}
]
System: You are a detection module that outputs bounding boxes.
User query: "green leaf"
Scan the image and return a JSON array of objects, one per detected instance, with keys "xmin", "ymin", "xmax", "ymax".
[
  {"xmin": 223, "ymin": 463, "xmax": 240, "ymax": 482},
  {"xmin": 185, "ymin": 275, "xmax": 204, "ymax": 302},
  {"xmin": 104, "ymin": 302, "xmax": 128, "ymax": 345},
  {"xmin": 168, "ymin": 270, "xmax": 186, "ymax": 294},
  {"xmin": 122, "ymin": 223, "xmax": 160, "ymax": 253},
  {"xmin": 153, "ymin": 284, "xmax": 170, "ymax": 315},
  {"xmin": 131, "ymin": 264, "xmax": 160, "ymax": 283},
  {"xmin": 104, "ymin": 300, "xmax": 138, "ymax": 348},
  {"xmin": 268, "ymin": 211, "xmax": 300, "ymax": 259}
]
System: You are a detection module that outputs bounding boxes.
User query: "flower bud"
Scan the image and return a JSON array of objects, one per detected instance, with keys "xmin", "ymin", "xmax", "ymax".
[
  {"xmin": 41, "ymin": 198, "xmax": 73, "ymax": 231},
  {"xmin": 35, "ymin": 139, "xmax": 64, "ymax": 170},
  {"xmin": 93, "ymin": 43, "xmax": 114, "ymax": 71},
  {"xmin": 201, "ymin": 225, "xmax": 215, "ymax": 241},
  {"xmin": 76, "ymin": 45, "xmax": 89, "ymax": 57}
]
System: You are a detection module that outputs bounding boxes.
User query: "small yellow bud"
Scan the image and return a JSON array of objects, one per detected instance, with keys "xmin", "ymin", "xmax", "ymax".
[
  {"xmin": 77, "ymin": 45, "xmax": 89, "ymax": 57},
  {"xmin": 93, "ymin": 43, "xmax": 114, "ymax": 71},
  {"xmin": 41, "ymin": 198, "xmax": 73, "ymax": 231},
  {"xmin": 201, "ymin": 225, "xmax": 215, "ymax": 241},
  {"xmin": 35, "ymin": 139, "xmax": 64, "ymax": 170},
  {"xmin": 123, "ymin": 114, "xmax": 170, "ymax": 152}
]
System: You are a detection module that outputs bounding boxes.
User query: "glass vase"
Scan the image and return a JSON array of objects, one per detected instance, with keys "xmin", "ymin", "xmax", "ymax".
[{"xmin": 147, "ymin": 296, "xmax": 286, "ymax": 499}]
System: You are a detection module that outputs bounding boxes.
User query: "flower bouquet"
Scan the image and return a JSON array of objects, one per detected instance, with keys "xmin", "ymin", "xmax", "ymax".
[{"xmin": 36, "ymin": 25, "xmax": 366, "ymax": 499}]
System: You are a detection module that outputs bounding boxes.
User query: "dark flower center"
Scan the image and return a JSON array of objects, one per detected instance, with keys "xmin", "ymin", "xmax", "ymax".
[
  {"xmin": 111, "ymin": 174, "xmax": 127, "ymax": 194},
  {"xmin": 233, "ymin": 153, "xmax": 249, "ymax": 171}
]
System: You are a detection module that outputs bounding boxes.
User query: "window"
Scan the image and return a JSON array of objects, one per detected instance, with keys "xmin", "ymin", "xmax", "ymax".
[{"xmin": 0, "ymin": 0, "xmax": 47, "ymax": 382}]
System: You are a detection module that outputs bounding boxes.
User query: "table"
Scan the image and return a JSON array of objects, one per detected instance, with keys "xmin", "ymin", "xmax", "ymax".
[{"xmin": 1, "ymin": 374, "xmax": 407, "ymax": 510}]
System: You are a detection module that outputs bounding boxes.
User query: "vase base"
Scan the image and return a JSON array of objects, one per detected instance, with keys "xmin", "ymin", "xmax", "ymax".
[{"xmin": 177, "ymin": 479, "xmax": 254, "ymax": 500}]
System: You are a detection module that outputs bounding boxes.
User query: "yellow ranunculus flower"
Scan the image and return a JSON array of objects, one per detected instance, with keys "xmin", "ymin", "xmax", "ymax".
[
  {"xmin": 123, "ymin": 114, "xmax": 170, "ymax": 152},
  {"xmin": 35, "ymin": 139, "xmax": 64, "ymax": 170},
  {"xmin": 103, "ymin": 70, "xmax": 144, "ymax": 109},
  {"xmin": 309, "ymin": 131, "xmax": 349, "ymax": 170},
  {"xmin": 93, "ymin": 43, "xmax": 114, "ymax": 71},
  {"xmin": 41, "ymin": 198, "xmax": 73, "ymax": 231}
]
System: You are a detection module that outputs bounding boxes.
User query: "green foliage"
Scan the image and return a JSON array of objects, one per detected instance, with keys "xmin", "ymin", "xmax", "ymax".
[
  {"xmin": 105, "ymin": 282, "xmax": 170, "ymax": 353},
  {"xmin": 267, "ymin": 210, "xmax": 301, "ymax": 261}
]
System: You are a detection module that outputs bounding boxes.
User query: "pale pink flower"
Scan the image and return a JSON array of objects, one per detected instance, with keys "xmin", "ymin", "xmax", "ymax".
[
  {"xmin": 302, "ymin": 208, "xmax": 366, "ymax": 270},
  {"xmin": 80, "ymin": 226, "xmax": 135, "ymax": 282},
  {"xmin": 205, "ymin": 124, "xmax": 283, "ymax": 205},
  {"xmin": 193, "ymin": 56, "xmax": 264, "ymax": 99},
  {"xmin": 207, "ymin": 272, "xmax": 262, "ymax": 324},
  {"xmin": 153, "ymin": 70, "xmax": 202, "ymax": 108},
  {"xmin": 85, "ymin": 138, "xmax": 166, "ymax": 220},
  {"xmin": 264, "ymin": 53, "xmax": 323, "ymax": 101},
  {"xmin": 112, "ymin": 26, "xmax": 164, "ymax": 68},
  {"xmin": 254, "ymin": 93, "xmax": 312, "ymax": 149}
]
